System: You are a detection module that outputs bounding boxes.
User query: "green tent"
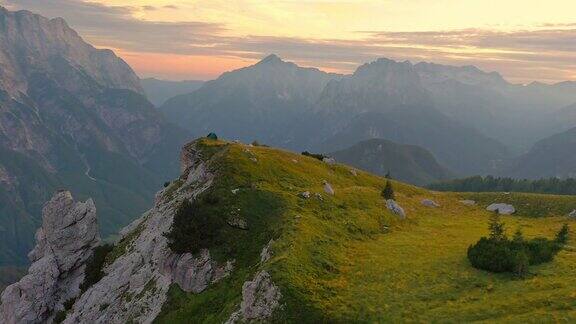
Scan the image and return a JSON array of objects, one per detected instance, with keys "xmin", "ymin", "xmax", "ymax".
[{"xmin": 206, "ymin": 132, "xmax": 218, "ymax": 140}]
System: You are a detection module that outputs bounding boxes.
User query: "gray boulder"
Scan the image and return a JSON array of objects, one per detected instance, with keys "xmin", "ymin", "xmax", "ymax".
[
  {"xmin": 300, "ymin": 191, "xmax": 311, "ymax": 199},
  {"xmin": 460, "ymin": 200, "xmax": 476, "ymax": 206},
  {"xmin": 487, "ymin": 203, "xmax": 516, "ymax": 215},
  {"xmin": 421, "ymin": 199, "xmax": 440, "ymax": 208},
  {"xmin": 386, "ymin": 199, "xmax": 406, "ymax": 219},
  {"xmin": 0, "ymin": 191, "xmax": 100, "ymax": 324},
  {"xmin": 226, "ymin": 271, "xmax": 282, "ymax": 323},
  {"xmin": 323, "ymin": 181, "xmax": 335, "ymax": 195},
  {"xmin": 322, "ymin": 157, "xmax": 336, "ymax": 165},
  {"xmin": 569, "ymin": 210, "xmax": 576, "ymax": 218}
]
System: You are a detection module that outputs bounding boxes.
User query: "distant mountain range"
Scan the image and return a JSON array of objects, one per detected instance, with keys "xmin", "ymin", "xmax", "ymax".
[
  {"xmin": 161, "ymin": 55, "xmax": 576, "ymax": 177},
  {"xmin": 505, "ymin": 126, "xmax": 576, "ymax": 179},
  {"xmin": 162, "ymin": 54, "xmax": 339, "ymax": 148},
  {"xmin": 161, "ymin": 56, "xmax": 510, "ymax": 175},
  {"xmin": 141, "ymin": 78, "xmax": 204, "ymax": 106},
  {"xmin": 330, "ymin": 138, "xmax": 453, "ymax": 185},
  {"xmin": 0, "ymin": 7, "xmax": 190, "ymax": 266}
]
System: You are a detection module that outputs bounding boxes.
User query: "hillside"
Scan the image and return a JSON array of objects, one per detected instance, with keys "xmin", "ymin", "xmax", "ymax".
[
  {"xmin": 506, "ymin": 127, "xmax": 576, "ymax": 179},
  {"xmin": 4, "ymin": 138, "xmax": 575, "ymax": 322},
  {"xmin": 330, "ymin": 138, "xmax": 453, "ymax": 185}
]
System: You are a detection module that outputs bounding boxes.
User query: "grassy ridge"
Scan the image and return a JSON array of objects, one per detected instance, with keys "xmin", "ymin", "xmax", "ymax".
[{"xmin": 157, "ymin": 139, "xmax": 576, "ymax": 323}]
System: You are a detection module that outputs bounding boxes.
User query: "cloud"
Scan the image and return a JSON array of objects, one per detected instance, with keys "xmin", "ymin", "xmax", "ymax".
[
  {"xmin": 4, "ymin": 0, "xmax": 576, "ymax": 82},
  {"xmin": 4, "ymin": 0, "xmax": 224, "ymax": 54}
]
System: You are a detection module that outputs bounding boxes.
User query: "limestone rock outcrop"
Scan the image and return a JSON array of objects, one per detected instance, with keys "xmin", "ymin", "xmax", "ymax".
[
  {"xmin": 47, "ymin": 140, "xmax": 233, "ymax": 324},
  {"xmin": 226, "ymin": 271, "xmax": 282, "ymax": 323},
  {"xmin": 487, "ymin": 203, "xmax": 516, "ymax": 215},
  {"xmin": 323, "ymin": 181, "xmax": 335, "ymax": 195},
  {"xmin": 0, "ymin": 191, "xmax": 100, "ymax": 324},
  {"xmin": 386, "ymin": 199, "xmax": 406, "ymax": 219},
  {"xmin": 460, "ymin": 200, "xmax": 476, "ymax": 206},
  {"xmin": 421, "ymin": 199, "xmax": 440, "ymax": 208}
]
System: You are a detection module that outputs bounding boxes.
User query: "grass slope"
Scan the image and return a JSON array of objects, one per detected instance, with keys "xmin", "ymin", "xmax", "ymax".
[{"xmin": 156, "ymin": 139, "xmax": 576, "ymax": 323}]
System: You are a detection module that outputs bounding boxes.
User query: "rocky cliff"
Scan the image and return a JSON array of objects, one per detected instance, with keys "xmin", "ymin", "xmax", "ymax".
[
  {"xmin": 63, "ymin": 141, "xmax": 230, "ymax": 323},
  {"xmin": 0, "ymin": 6, "xmax": 142, "ymax": 98},
  {"xmin": 0, "ymin": 191, "xmax": 100, "ymax": 324},
  {"xmin": 1, "ymin": 139, "xmax": 280, "ymax": 323},
  {"xmin": 0, "ymin": 6, "xmax": 190, "ymax": 266}
]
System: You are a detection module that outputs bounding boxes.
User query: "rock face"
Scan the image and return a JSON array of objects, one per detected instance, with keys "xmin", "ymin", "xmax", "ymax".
[
  {"xmin": 0, "ymin": 6, "xmax": 142, "ymax": 97},
  {"xmin": 0, "ymin": 191, "xmax": 100, "ymax": 324},
  {"xmin": 421, "ymin": 199, "xmax": 440, "ymax": 208},
  {"xmin": 386, "ymin": 199, "xmax": 406, "ymax": 219},
  {"xmin": 58, "ymin": 141, "xmax": 230, "ymax": 324},
  {"xmin": 163, "ymin": 251, "xmax": 234, "ymax": 293},
  {"xmin": 0, "ymin": 7, "xmax": 190, "ymax": 267},
  {"xmin": 227, "ymin": 271, "xmax": 282, "ymax": 323},
  {"xmin": 487, "ymin": 203, "xmax": 516, "ymax": 215}
]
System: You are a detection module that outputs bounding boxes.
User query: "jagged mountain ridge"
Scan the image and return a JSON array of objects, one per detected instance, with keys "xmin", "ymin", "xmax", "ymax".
[
  {"xmin": 162, "ymin": 54, "xmax": 341, "ymax": 148},
  {"xmin": 0, "ymin": 7, "xmax": 190, "ymax": 266},
  {"xmin": 0, "ymin": 6, "xmax": 142, "ymax": 97},
  {"xmin": 161, "ymin": 54, "xmax": 576, "ymax": 175},
  {"xmin": 161, "ymin": 56, "xmax": 510, "ymax": 175}
]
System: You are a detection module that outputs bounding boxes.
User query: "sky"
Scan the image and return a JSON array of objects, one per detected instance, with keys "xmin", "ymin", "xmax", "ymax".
[{"xmin": 2, "ymin": 0, "xmax": 576, "ymax": 83}]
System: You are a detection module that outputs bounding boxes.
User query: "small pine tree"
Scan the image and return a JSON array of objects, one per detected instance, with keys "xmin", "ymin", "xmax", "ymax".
[
  {"xmin": 381, "ymin": 180, "xmax": 395, "ymax": 200},
  {"xmin": 555, "ymin": 224, "xmax": 570, "ymax": 246},
  {"xmin": 512, "ymin": 228, "xmax": 525, "ymax": 244},
  {"xmin": 385, "ymin": 170, "xmax": 392, "ymax": 179},
  {"xmin": 488, "ymin": 213, "xmax": 506, "ymax": 241}
]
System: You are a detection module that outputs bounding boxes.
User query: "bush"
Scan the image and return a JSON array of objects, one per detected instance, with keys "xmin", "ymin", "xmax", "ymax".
[
  {"xmin": 381, "ymin": 181, "xmax": 395, "ymax": 200},
  {"xmin": 468, "ymin": 238, "xmax": 515, "ymax": 273},
  {"xmin": 165, "ymin": 198, "xmax": 223, "ymax": 254},
  {"xmin": 524, "ymin": 238, "xmax": 559, "ymax": 264},
  {"xmin": 80, "ymin": 244, "xmax": 113, "ymax": 292},
  {"xmin": 163, "ymin": 181, "xmax": 171, "ymax": 188},
  {"xmin": 301, "ymin": 151, "xmax": 327, "ymax": 161},
  {"xmin": 556, "ymin": 224, "xmax": 570, "ymax": 245},
  {"xmin": 468, "ymin": 220, "xmax": 568, "ymax": 276},
  {"xmin": 251, "ymin": 140, "xmax": 269, "ymax": 147}
]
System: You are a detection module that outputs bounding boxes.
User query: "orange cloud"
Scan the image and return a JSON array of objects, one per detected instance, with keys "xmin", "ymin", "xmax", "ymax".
[{"xmin": 115, "ymin": 50, "xmax": 257, "ymax": 80}]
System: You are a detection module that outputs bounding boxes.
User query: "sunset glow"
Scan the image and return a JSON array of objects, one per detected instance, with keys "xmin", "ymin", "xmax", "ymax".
[{"xmin": 4, "ymin": 0, "xmax": 576, "ymax": 82}]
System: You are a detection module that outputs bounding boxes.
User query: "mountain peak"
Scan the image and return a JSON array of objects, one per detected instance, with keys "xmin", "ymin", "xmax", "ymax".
[{"xmin": 257, "ymin": 54, "xmax": 285, "ymax": 65}]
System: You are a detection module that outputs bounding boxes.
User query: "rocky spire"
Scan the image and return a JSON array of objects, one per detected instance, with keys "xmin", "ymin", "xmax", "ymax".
[{"xmin": 0, "ymin": 191, "xmax": 100, "ymax": 324}]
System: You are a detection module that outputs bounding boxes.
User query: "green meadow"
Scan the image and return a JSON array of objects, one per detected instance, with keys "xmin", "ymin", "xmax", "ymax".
[{"xmin": 156, "ymin": 139, "xmax": 576, "ymax": 323}]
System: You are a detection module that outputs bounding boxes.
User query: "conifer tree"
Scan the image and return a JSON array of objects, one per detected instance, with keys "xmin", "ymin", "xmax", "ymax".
[
  {"xmin": 555, "ymin": 224, "xmax": 570, "ymax": 245},
  {"xmin": 488, "ymin": 213, "xmax": 506, "ymax": 241},
  {"xmin": 381, "ymin": 180, "xmax": 395, "ymax": 200}
]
